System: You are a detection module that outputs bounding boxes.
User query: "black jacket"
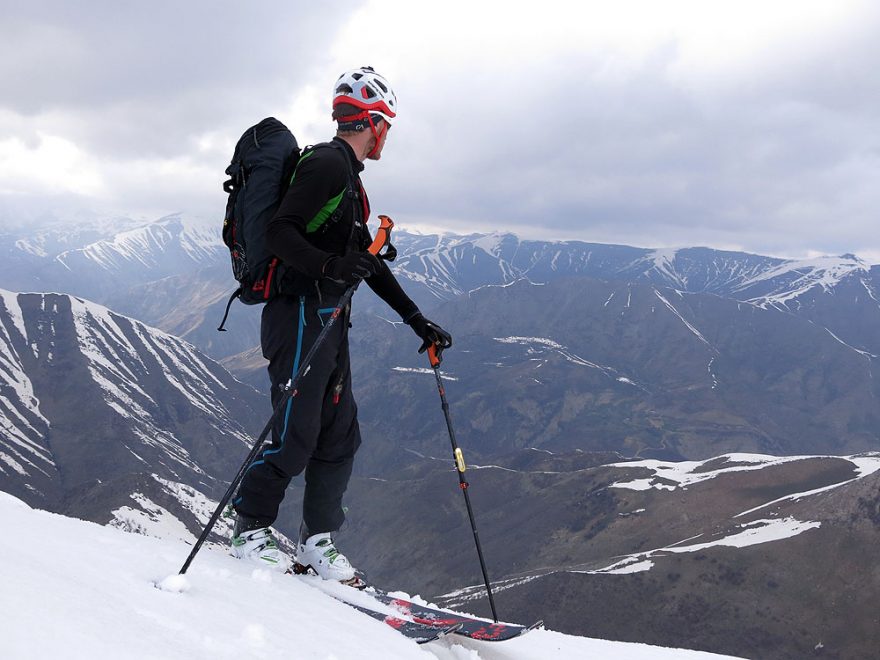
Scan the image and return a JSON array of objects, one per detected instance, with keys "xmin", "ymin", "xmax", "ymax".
[{"xmin": 266, "ymin": 137, "xmax": 419, "ymax": 321}]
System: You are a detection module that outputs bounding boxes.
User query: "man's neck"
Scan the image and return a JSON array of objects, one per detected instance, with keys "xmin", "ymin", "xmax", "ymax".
[{"xmin": 337, "ymin": 134, "xmax": 370, "ymax": 162}]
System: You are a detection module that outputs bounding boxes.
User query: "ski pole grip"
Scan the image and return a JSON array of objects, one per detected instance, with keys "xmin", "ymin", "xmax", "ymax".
[
  {"xmin": 427, "ymin": 343, "xmax": 442, "ymax": 367},
  {"xmin": 368, "ymin": 215, "xmax": 394, "ymax": 256}
]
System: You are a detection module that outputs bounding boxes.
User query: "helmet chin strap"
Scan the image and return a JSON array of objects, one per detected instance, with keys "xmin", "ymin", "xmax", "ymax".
[
  {"xmin": 366, "ymin": 113, "xmax": 387, "ymax": 159},
  {"xmin": 335, "ymin": 110, "xmax": 388, "ymax": 159}
]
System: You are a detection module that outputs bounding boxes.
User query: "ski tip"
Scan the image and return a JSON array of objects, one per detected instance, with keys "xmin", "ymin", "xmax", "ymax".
[{"xmin": 522, "ymin": 620, "xmax": 544, "ymax": 635}]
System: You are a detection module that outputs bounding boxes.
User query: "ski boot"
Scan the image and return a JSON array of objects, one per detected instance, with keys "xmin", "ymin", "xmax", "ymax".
[
  {"xmin": 293, "ymin": 531, "xmax": 363, "ymax": 587},
  {"xmin": 230, "ymin": 515, "xmax": 291, "ymax": 572}
]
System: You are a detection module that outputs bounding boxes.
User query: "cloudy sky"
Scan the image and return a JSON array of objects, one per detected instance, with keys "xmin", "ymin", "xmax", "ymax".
[{"xmin": 1, "ymin": 0, "xmax": 878, "ymax": 261}]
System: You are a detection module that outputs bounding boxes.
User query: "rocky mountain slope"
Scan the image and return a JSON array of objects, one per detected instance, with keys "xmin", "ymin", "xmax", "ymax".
[
  {"xmin": 331, "ymin": 449, "xmax": 880, "ymax": 660},
  {"xmin": 346, "ymin": 276, "xmax": 879, "ymax": 471},
  {"xmin": 0, "ymin": 289, "xmax": 265, "ymax": 529}
]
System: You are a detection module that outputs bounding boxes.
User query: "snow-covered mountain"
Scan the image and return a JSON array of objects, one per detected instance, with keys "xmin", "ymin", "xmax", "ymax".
[
  {"xmin": 1, "ymin": 214, "xmax": 878, "ymax": 362},
  {"xmin": 0, "ymin": 288, "xmax": 264, "ymax": 525},
  {"xmin": 54, "ymin": 212, "xmax": 220, "ymax": 273},
  {"xmin": 0, "ymin": 491, "xmax": 736, "ymax": 660},
  {"xmin": 388, "ymin": 231, "xmax": 876, "ymax": 304}
]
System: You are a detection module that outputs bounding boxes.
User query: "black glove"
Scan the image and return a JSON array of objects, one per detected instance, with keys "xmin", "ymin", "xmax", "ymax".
[
  {"xmin": 406, "ymin": 313, "xmax": 453, "ymax": 354},
  {"xmin": 322, "ymin": 251, "xmax": 381, "ymax": 285}
]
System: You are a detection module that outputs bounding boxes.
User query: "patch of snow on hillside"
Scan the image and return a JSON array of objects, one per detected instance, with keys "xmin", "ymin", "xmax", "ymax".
[
  {"xmin": 823, "ymin": 328, "xmax": 877, "ymax": 358},
  {"xmin": 734, "ymin": 453, "xmax": 880, "ymax": 517},
  {"xmin": 130, "ymin": 429, "xmax": 205, "ymax": 476},
  {"xmin": 130, "ymin": 322, "xmax": 230, "ymax": 418},
  {"xmin": 392, "ymin": 366, "xmax": 458, "ymax": 381},
  {"xmin": 645, "ymin": 248, "xmax": 686, "ymax": 288},
  {"xmin": 850, "ymin": 453, "xmax": 880, "ymax": 477},
  {"xmin": 0, "ymin": 299, "xmax": 48, "ymax": 426},
  {"xmin": 610, "ymin": 454, "xmax": 809, "ymax": 491},
  {"xmin": 0, "ymin": 289, "xmax": 28, "ymax": 340},
  {"xmin": 13, "ymin": 237, "xmax": 49, "ymax": 257},
  {"xmin": 152, "ymin": 475, "xmax": 229, "ymax": 529},
  {"xmin": 70, "ymin": 297, "xmax": 156, "ymax": 418},
  {"xmin": 0, "ymin": 293, "xmax": 52, "ymax": 474},
  {"xmin": 653, "ymin": 290, "xmax": 712, "ymax": 348},
  {"xmin": 495, "ymin": 336, "xmax": 605, "ymax": 369},
  {"xmin": 666, "ymin": 518, "xmax": 821, "ymax": 553},
  {"xmin": 472, "ymin": 232, "xmax": 514, "ymax": 258},
  {"xmin": 586, "ymin": 518, "xmax": 820, "ymax": 576},
  {"xmin": 0, "ymin": 452, "xmax": 28, "ymax": 476},
  {"xmin": 111, "ymin": 492, "xmax": 196, "ymax": 542}
]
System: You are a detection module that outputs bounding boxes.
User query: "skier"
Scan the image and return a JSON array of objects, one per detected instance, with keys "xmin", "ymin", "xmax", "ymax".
[{"xmin": 230, "ymin": 67, "xmax": 452, "ymax": 581}]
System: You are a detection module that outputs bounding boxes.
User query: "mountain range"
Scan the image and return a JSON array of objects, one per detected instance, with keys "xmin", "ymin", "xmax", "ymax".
[
  {"xmin": 0, "ymin": 212, "xmax": 878, "ymax": 659},
  {"xmin": 2, "ymin": 213, "xmax": 877, "ymax": 364}
]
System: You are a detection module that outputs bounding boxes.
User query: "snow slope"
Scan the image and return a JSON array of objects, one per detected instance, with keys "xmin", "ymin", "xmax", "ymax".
[{"xmin": 0, "ymin": 492, "xmax": 738, "ymax": 659}]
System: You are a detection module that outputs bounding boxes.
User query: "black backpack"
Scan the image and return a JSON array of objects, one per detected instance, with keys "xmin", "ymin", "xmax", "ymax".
[{"xmin": 217, "ymin": 117, "xmax": 300, "ymax": 330}]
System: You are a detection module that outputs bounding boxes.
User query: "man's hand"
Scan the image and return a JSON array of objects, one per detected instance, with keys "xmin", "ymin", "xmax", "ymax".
[
  {"xmin": 323, "ymin": 251, "xmax": 382, "ymax": 285},
  {"xmin": 406, "ymin": 313, "xmax": 453, "ymax": 354}
]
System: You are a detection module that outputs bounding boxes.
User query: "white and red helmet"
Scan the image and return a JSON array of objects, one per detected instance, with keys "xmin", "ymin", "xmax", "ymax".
[{"xmin": 333, "ymin": 66, "xmax": 397, "ymax": 124}]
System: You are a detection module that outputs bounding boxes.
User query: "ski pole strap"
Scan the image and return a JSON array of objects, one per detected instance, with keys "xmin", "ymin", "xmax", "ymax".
[{"xmin": 217, "ymin": 287, "xmax": 242, "ymax": 332}]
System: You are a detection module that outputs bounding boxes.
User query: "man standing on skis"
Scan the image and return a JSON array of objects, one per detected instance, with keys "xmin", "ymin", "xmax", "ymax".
[{"xmin": 230, "ymin": 67, "xmax": 452, "ymax": 582}]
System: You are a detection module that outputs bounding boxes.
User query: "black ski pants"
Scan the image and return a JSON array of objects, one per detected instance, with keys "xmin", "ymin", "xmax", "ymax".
[{"xmin": 234, "ymin": 293, "xmax": 361, "ymax": 535}]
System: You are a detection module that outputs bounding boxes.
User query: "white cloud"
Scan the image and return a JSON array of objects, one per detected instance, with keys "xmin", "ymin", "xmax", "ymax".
[
  {"xmin": 0, "ymin": 133, "xmax": 104, "ymax": 197},
  {"xmin": 0, "ymin": 0, "xmax": 878, "ymax": 260}
]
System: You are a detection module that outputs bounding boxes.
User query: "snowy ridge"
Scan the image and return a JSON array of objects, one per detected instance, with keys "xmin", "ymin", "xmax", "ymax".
[
  {"xmin": 392, "ymin": 231, "xmax": 875, "ymax": 321},
  {"xmin": 10, "ymin": 214, "xmax": 145, "ymax": 259},
  {"xmin": 0, "ymin": 491, "xmax": 737, "ymax": 659},
  {"xmin": 737, "ymin": 254, "xmax": 869, "ymax": 307},
  {"xmin": 394, "ymin": 232, "xmax": 521, "ymax": 299},
  {"xmin": 54, "ymin": 213, "xmax": 222, "ymax": 273},
  {"xmin": 626, "ymin": 249, "xmax": 778, "ymax": 293}
]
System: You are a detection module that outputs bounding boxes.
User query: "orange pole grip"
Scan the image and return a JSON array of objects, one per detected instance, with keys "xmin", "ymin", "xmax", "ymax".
[
  {"xmin": 427, "ymin": 343, "xmax": 441, "ymax": 368},
  {"xmin": 368, "ymin": 214, "xmax": 394, "ymax": 256}
]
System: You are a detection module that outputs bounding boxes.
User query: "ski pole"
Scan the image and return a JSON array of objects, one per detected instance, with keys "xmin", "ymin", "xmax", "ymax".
[
  {"xmin": 426, "ymin": 343, "xmax": 499, "ymax": 622},
  {"xmin": 177, "ymin": 215, "xmax": 395, "ymax": 576}
]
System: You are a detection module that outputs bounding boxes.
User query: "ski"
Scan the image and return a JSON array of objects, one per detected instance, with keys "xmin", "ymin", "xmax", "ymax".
[
  {"xmin": 367, "ymin": 590, "xmax": 543, "ymax": 641},
  {"xmin": 341, "ymin": 600, "xmax": 462, "ymax": 644},
  {"xmin": 291, "ymin": 571, "xmax": 541, "ymax": 642},
  {"xmin": 289, "ymin": 571, "xmax": 460, "ymax": 643}
]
